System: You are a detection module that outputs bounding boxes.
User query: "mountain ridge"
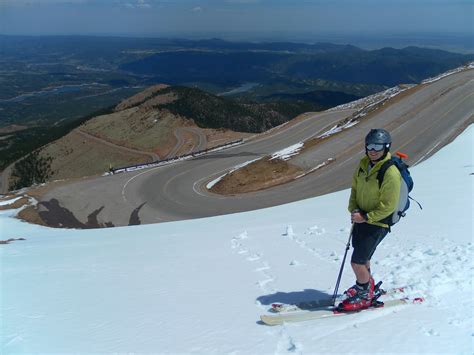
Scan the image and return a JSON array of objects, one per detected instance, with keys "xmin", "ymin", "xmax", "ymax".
[{"xmin": 7, "ymin": 83, "xmax": 356, "ymax": 190}]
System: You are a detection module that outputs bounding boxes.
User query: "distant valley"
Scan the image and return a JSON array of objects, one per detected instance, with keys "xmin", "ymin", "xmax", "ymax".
[{"xmin": 1, "ymin": 35, "xmax": 473, "ymax": 191}]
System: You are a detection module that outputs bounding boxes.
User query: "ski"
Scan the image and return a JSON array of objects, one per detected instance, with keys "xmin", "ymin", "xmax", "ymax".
[
  {"xmin": 271, "ymin": 283, "xmax": 409, "ymax": 313},
  {"xmin": 260, "ymin": 297, "xmax": 424, "ymax": 326}
]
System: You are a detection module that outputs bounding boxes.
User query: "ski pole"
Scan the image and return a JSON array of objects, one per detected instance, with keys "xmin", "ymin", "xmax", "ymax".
[{"xmin": 331, "ymin": 224, "xmax": 354, "ymax": 306}]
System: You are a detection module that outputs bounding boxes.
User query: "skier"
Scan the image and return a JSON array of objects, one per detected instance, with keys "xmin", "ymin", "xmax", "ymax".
[{"xmin": 341, "ymin": 128, "xmax": 401, "ymax": 311}]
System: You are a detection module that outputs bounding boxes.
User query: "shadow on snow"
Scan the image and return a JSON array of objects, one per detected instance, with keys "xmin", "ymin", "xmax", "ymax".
[{"xmin": 257, "ymin": 288, "xmax": 333, "ymax": 307}]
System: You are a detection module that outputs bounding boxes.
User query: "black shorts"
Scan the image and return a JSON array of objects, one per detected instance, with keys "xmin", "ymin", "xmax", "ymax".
[{"xmin": 351, "ymin": 223, "xmax": 389, "ymax": 265}]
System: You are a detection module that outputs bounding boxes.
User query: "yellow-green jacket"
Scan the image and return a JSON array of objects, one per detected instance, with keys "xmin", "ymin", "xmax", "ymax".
[{"xmin": 348, "ymin": 153, "xmax": 401, "ymax": 228}]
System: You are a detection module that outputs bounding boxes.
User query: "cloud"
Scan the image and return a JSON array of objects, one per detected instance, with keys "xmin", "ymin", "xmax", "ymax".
[
  {"xmin": 136, "ymin": 0, "xmax": 151, "ymax": 8},
  {"xmin": 1, "ymin": 0, "xmax": 153, "ymax": 7},
  {"xmin": 191, "ymin": 6, "xmax": 203, "ymax": 12},
  {"xmin": 119, "ymin": 0, "xmax": 152, "ymax": 9},
  {"xmin": 226, "ymin": 0, "xmax": 260, "ymax": 3},
  {"xmin": 2, "ymin": 0, "xmax": 91, "ymax": 4}
]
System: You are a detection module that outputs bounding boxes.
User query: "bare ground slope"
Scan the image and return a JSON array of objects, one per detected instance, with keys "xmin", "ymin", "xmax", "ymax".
[{"xmin": 4, "ymin": 85, "xmax": 251, "ymax": 187}]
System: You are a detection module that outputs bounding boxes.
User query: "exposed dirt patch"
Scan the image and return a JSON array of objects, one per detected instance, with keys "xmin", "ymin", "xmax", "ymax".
[
  {"xmin": 0, "ymin": 194, "xmax": 16, "ymax": 200},
  {"xmin": 39, "ymin": 130, "xmax": 149, "ymax": 181},
  {"xmin": 210, "ymin": 158, "xmax": 304, "ymax": 195},
  {"xmin": 0, "ymin": 192, "xmax": 50, "ymax": 227},
  {"xmin": 75, "ymin": 130, "xmax": 159, "ymax": 160},
  {"xmin": 80, "ymin": 107, "xmax": 181, "ymax": 153},
  {"xmin": 17, "ymin": 205, "xmax": 48, "ymax": 227},
  {"xmin": 0, "ymin": 197, "xmax": 29, "ymax": 210}
]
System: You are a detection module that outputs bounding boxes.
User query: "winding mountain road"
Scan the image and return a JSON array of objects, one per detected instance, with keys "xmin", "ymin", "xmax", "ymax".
[
  {"xmin": 167, "ymin": 127, "xmax": 208, "ymax": 158},
  {"xmin": 39, "ymin": 69, "xmax": 474, "ymax": 227}
]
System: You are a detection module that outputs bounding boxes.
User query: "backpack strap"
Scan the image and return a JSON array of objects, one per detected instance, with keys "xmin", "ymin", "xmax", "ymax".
[
  {"xmin": 409, "ymin": 196, "xmax": 423, "ymax": 210},
  {"xmin": 376, "ymin": 159, "xmax": 395, "ymax": 188}
]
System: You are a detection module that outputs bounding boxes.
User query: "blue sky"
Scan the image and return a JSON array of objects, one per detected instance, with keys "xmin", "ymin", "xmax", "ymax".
[{"xmin": 0, "ymin": 0, "xmax": 472, "ymax": 38}]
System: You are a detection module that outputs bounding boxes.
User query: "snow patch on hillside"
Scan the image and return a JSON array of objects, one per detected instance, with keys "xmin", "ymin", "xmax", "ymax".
[
  {"xmin": 207, "ymin": 143, "xmax": 304, "ymax": 189},
  {"xmin": 0, "ymin": 196, "xmax": 22, "ymax": 206},
  {"xmin": 317, "ymin": 120, "xmax": 359, "ymax": 139},
  {"xmin": 270, "ymin": 142, "xmax": 304, "ymax": 161},
  {"xmin": 328, "ymin": 85, "xmax": 411, "ymax": 112},
  {"xmin": 422, "ymin": 62, "xmax": 474, "ymax": 83},
  {"xmin": 206, "ymin": 157, "xmax": 262, "ymax": 189}
]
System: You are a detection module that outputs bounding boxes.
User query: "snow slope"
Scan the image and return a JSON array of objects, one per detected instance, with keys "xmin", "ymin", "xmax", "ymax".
[{"xmin": 1, "ymin": 126, "xmax": 473, "ymax": 354}]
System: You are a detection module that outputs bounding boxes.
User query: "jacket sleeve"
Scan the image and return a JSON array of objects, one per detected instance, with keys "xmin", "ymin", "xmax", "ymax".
[
  {"xmin": 348, "ymin": 169, "xmax": 359, "ymax": 213},
  {"xmin": 366, "ymin": 166, "xmax": 401, "ymax": 223}
]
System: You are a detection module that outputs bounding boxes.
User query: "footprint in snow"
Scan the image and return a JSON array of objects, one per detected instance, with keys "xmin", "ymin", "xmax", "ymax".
[
  {"xmin": 330, "ymin": 251, "xmax": 340, "ymax": 262},
  {"xmin": 258, "ymin": 278, "xmax": 274, "ymax": 289},
  {"xmin": 230, "ymin": 239, "xmax": 242, "ymax": 249},
  {"xmin": 306, "ymin": 225, "xmax": 325, "ymax": 235},
  {"xmin": 231, "ymin": 232, "xmax": 277, "ymax": 294},
  {"xmin": 276, "ymin": 331, "xmax": 301, "ymax": 354},
  {"xmin": 247, "ymin": 253, "xmax": 261, "ymax": 262},
  {"xmin": 448, "ymin": 318, "xmax": 462, "ymax": 327},
  {"xmin": 255, "ymin": 264, "xmax": 270, "ymax": 272},
  {"xmin": 282, "ymin": 225, "xmax": 295, "ymax": 238},
  {"xmin": 421, "ymin": 327, "xmax": 440, "ymax": 337},
  {"xmin": 235, "ymin": 231, "xmax": 248, "ymax": 240}
]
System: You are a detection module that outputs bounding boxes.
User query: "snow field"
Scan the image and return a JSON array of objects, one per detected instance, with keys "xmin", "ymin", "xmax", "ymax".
[{"xmin": 1, "ymin": 125, "xmax": 473, "ymax": 354}]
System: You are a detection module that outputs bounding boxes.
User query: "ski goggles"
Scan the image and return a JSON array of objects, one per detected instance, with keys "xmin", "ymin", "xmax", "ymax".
[{"xmin": 366, "ymin": 143, "xmax": 386, "ymax": 151}]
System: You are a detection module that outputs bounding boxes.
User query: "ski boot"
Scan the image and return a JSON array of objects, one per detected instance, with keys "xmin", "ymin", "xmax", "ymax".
[{"xmin": 338, "ymin": 277, "xmax": 377, "ymax": 312}]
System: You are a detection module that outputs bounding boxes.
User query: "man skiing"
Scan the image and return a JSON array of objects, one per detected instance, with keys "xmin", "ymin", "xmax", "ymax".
[{"xmin": 340, "ymin": 128, "xmax": 401, "ymax": 311}]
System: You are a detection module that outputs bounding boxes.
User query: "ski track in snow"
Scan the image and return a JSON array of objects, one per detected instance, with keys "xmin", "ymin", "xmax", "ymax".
[
  {"xmin": 282, "ymin": 222, "xmax": 473, "ymax": 307},
  {"xmin": 282, "ymin": 224, "xmax": 338, "ymax": 263},
  {"xmin": 231, "ymin": 231, "xmax": 304, "ymax": 354},
  {"xmin": 277, "ymin": 229, "xmax": 473, "ymax": 348},
  {"xmin": 248, "ymin": 222, "xmax": 473, "ymax": 350},
  {"xmin": 377, "ymin": 239, "xmax": 473, "ymax": 306},
  {"xmin": 231, "ymin": 231, "xmax": 276, "ymax": 298},
  {"xmin": 257, "ymin": 223, "xmax": 407, "ymax": 353},
  {"xmin": 272, "ymin": 224, "xmax": 415, "ymax": 347},
  {"xmin": 231, "ymin": 225, "xmax": 373, "ymax": 354},
  {"xmin": 283, "ymin": 224, "xmax": 359, "ymax": 272}
]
